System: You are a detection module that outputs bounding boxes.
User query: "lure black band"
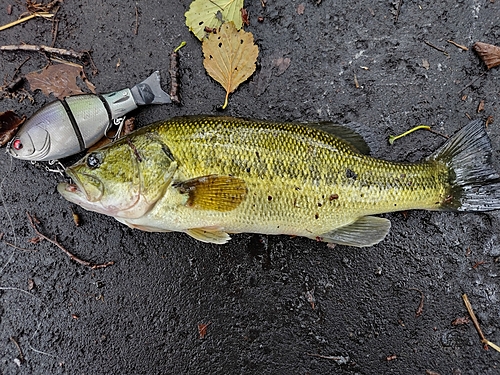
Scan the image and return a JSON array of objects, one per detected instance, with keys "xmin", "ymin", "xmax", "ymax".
[
  {"xmin": 98, "ymin": 94, "xmax": 113, "ymax": 123},
  {"xmin": 60, "ymin": 99, "xmax": 85, "ymax": 152}
]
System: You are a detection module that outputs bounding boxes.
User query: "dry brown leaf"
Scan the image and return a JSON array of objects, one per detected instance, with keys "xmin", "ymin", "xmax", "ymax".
[
  {"xmin": 198, "ymin": 322, "xmax": 211, "ymax": 339},
  {"xmin": 0, "ymin": 111, "xmax": 25, "ymax": 146},
  {"xmin": 473, "ymin": 42, "xmax": 500, "ymax": 70},
  {"xmin": 202, "ymin": 22, "xmax": 259, "ymax": 109},
  {"xmin": 25, "ymin": 64, "xmax": 85, "ymax": 99}
]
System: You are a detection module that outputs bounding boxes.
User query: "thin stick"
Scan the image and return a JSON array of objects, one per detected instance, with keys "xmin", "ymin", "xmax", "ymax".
[
  {"xmin": 427, "ymin": 128, "xmax": 449, "ymax": 139},
  {"xmin": 10, "ymin": 337, "xmax": 24, "ymax": 363},
  {"xmin": 169, "ymin": 41, "xmax": 186, "ymax": 104},
  {"xmin": 51, "ymin": 18, "xmax": 59, "ymax": 48},
  {"xmin": 26, "ymin": 212, "xmax": 114, "ymax": 270},
  {"xmin": 0, "ymin": 12, "xmax": 54, "ymax": 32},
  {"xmin": 13, "ymin": 56, "xmax": 31, "ymax": 79},
  {"xmin": 28, "ymin": 345, "xmax": 57, "ymax": 358},
  {"xmin": 86, "ymin": 51, "xmax": 98, "ymax": 75},
  {"xmin": 134, "ymin": 5, "xmax": 140, "ymax": 35},
  {"xmin": 447, "ymin": 40, "xmax": 468, "ymax": 51},
  {"xmin": 4, "ymin": 241, "xmax": 36, "ymax": 252},
  {"xmin": 0, "ymin": 286, "xmax": 40, "ymax": 300},
  {"xmin": 306, "ymin": 353, "xmax": 348, "ymax": 363},
  {"xmin": 458, "ymin": 72, "xmax": 486, "ymax": 94},
  {"xmin": 394, "ymin": 0, "xmax": 403, "ymax": 23},
  {"xmin": 409, "ymin": 288, "xmax": 424, "ymax": 317},
  {"xmin": 0, "ymin": 44, "xmax": 86, "ymax": 60},
  {"xmin": 462, "ymin": 293, "xmax": 488, "ymax": 350},
  {"xmin": 424, "ymin": 40, "xmax": 449, "ymax": 57},
  {"xmin": 462, "ymin": 294, "xmax": 500, "ymax": 352}
]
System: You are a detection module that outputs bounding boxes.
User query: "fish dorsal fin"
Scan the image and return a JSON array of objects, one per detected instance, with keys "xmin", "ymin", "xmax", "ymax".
[
  {"xmin": 308, "ymin": 123, "xmax": 371, "ymax": 155},
  {"xmin": 186, "ymin": 227, "xmax": 231, "ymax": 244},
  {"xmin": 174, "ymin": 175, "xmax": 248, "ymax": 212},
  {"xmin": 318, "ymin": 216, "xmax": 391, "ymax": 247}
]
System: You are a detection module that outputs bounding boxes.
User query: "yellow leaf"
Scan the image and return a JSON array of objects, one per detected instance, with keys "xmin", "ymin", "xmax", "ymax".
[
  {"xmin": 202, "ymin": 22, "xmax": 258, "ymax": 109},
  {"xmin": 185, "ymin": 0, "xmax": 244, "ymax": 41}
]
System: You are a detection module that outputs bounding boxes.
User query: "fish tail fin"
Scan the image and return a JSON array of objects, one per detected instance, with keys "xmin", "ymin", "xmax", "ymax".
[{"xmin": 430, "ymin": 119, "xmax": 500, "ymax": 211}]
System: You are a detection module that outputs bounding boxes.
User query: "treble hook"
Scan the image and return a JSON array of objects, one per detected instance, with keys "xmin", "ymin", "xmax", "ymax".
[{"xmin": 104, "ymin": 116, "xmax": 126, "ymax": 141}]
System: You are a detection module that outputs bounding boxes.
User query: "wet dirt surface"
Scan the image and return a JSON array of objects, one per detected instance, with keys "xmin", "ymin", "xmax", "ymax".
[{"xmin": 1, "ymin": 1, "xmax": 500, "ymax": 374}]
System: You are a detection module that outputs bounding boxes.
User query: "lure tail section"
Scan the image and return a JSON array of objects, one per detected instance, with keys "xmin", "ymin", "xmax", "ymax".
[
  {"xmin": 131, "ymin": 71, "xmax": 171, "ymax": 105},
  {"xmin": 430, "ymin": 119, "xmax": 500, "ymax": 211}
]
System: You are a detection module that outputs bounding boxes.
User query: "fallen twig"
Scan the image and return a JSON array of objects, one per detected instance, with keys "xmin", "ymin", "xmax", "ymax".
[
  {"xmin": 10, "ymin": 336, "xmax": 24, "ymax": 364},
  {"xmin": 458, "ymin": 72, "xmax": 486, "ymax": 94},
  {"xmin": 472, "ymin": 260, "xmax": 486, "ymax": 269},
  {"xmin": 424, "ymin": 40, "xmax": 449, "ymax": 57},
  {"xmin": 307, "ymin": 353, "xmax": 349, "ymax": 365},
  {"xmin": 447, "ymin": 40, "xmax": 468, "ymax": 51},
  {"xmin": 169, "ymin": 41, "xmax": 186, "ymax": 104},
  {"xmin": 198, "ymin": 322, "xmax": 211, "ymax": 339},
  {"xmin": 1, "ymin": 44, "xmax": 86, "ymax": 60},
  {"xmin": 0, "ymin": 286, "xmax": 40, "ymax": 300},
  {"xmin": 4, "ymin": 241, "xmax": 36, "ymax": 252},
  {"xmin": 485, "ymin": 116, "xmax": 494, "ymax": 128},
  {"xmin": 26, "ymin": 212, "xmax": 114, "ymax": 270},
  {"xmin": 134, "ymin": 5, "xmax": 140, "ymax": 35},
  {"xmin": 394, "ymin": 0, "xmax": 403, "ymax": 23},
  {"xmin": 409, "ymin": 288, "xmax": 424, "ymax": 317},
  {"xmin": 0, "ymin": 12, "xmax": 53, "ymax": 32},
  {"xmin": 462, "ymin": 293, "xmax": 500, "ymax": 352}
]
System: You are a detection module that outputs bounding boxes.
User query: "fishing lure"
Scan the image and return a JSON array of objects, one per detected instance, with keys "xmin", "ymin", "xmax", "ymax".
[{"xmin": 7, "ymin": 71, "xmax": 171, "ymax": 161}]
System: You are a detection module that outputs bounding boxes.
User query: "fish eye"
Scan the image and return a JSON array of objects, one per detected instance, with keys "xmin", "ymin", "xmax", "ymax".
[
  {"xmin": 86, "ymin": 152, "xmax": 103, "ymax": 169},
  {"xmin": 13, "ymin": 139, "xmax": 23, "ymax": 150}
]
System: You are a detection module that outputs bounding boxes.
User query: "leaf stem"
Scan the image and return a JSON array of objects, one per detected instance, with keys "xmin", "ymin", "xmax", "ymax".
[
  {"xmin": 388, "ymin": 125, "xmax": 430, "ymax": 145},
  {"xmin": 174, "ymin": 41, "xmax": 186, "ymax": 53}
]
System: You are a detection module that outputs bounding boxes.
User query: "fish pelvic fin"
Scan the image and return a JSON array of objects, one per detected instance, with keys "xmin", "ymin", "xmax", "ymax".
[
  {"xmin": 430, "ymin": 119, "xmax": 500, "ymax": 211},
  {"xmin": 315, "ymin": 216, "xmax": 391, "ymax": 248},
  {"xmin": 186, "ymin": 228, "xmax": 231, "ymax": 244}
]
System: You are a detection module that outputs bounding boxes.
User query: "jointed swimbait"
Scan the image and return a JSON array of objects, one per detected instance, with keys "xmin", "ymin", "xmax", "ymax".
[{"xmin": 8, "ymin": 71, "xmax": 170, "ymax": 161}]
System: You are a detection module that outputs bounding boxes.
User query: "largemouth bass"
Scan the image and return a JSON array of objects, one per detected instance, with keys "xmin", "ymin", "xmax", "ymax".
[{"xmin": 57, "ymin": 116, "xmax": 500, "ymax": 247}]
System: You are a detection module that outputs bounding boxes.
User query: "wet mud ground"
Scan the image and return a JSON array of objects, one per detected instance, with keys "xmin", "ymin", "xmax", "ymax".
[{"xmin": 0, "ymin": 1, "xmax": 500, "ymax": 374}]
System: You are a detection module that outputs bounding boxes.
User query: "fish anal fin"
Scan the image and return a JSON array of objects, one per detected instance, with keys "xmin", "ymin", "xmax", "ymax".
[
  {"xmin": 318, "ymin": 216, "xmax": 391, "ymax": 247},
  {"xmin": 186, "ymin": 227, "xmax": 231, "ymax": 244},
  {"xmin": 175, "ymin": 175, "xmax": 247, "ymax": 212}
]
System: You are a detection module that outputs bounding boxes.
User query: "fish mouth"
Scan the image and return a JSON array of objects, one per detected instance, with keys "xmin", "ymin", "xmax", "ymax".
[{"xmin": 57, "ymin": 170, "xmax": 104, "ymax": 206}]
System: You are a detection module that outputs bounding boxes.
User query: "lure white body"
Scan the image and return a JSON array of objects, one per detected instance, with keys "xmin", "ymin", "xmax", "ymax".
[{"xmin": 8, "ymin": 71, "xmax": 170, "ymax": 161}]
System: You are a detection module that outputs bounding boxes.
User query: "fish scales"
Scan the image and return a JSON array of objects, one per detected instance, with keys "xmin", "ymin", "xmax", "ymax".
[
  {"xmin": 58, "ymin": 116, "xmax": 500, "ymax": 246},
  {"xmin": 135, "ymin": 117, "xmax": 447, "ymax": 235}
]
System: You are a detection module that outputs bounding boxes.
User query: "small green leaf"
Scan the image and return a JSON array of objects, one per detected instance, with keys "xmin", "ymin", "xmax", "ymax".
[{"xmin": 185, "ymin": 0, "xmax": 244, "ymax": 41}]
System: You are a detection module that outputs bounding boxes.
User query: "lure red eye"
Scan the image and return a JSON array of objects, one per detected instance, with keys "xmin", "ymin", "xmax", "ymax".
[{"xmin": 13, "ymin": 139, "xmax": 23, "ymax": 150}]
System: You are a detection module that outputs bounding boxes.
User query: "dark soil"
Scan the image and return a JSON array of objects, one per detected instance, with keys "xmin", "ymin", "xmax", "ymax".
[{"xmin": 1, "ymin": 1, "xmax": 499, "ymax": 374}]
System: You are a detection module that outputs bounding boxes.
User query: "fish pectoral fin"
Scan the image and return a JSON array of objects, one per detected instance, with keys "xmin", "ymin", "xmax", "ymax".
[
  {"xmin": 186, "ymin": 227, "xmax": 231, "ymax": 244},
  {"xmin": 318, "ymin": 216, "xmax": 391, "ymax": 247},
  {"xmin": 174, "ymin": 175, "xmax": 247, "ymax": 212}
]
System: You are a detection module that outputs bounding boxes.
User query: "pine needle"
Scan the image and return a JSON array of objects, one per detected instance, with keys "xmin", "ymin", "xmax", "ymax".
[{"xmin": 0, "ymin": 12, "xmax": 54, "ymax": 32}]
